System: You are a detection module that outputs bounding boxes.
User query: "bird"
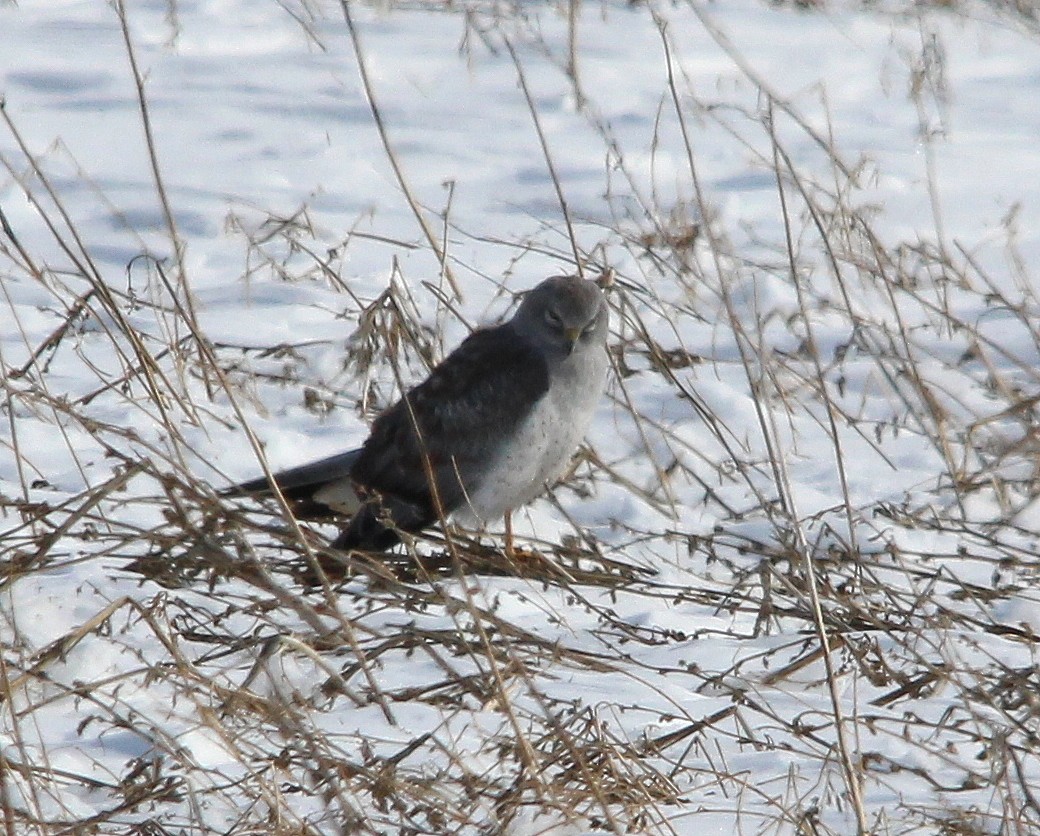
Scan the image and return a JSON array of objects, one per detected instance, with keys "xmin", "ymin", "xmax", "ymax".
[{"xmin": 225, "ymin": 275, "xmax": 610, "ymax": 559}]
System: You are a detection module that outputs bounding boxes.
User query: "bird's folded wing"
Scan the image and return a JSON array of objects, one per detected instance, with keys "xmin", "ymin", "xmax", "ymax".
[{"xmin": 351, "ymin": 324, "xmax": 551, "ymax": 521}]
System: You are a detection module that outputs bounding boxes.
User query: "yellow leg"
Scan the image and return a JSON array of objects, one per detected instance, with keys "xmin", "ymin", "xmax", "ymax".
[{"xmin": 504, "ymin": 511, "xmax": 515, "ymax": 559}]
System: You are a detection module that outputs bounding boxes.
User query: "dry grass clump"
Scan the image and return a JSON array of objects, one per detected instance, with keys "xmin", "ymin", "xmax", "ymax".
[{"xmin": 3, "ymin": 1, "xmax": 1040, "ymax": 834}]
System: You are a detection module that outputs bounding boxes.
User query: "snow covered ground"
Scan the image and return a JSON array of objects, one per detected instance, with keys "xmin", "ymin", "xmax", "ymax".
[{"xmin": 2, "ymin": 0, "xmax": 1040, "ymax": 832}]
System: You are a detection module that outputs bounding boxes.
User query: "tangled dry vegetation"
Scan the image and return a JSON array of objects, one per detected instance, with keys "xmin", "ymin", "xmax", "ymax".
[{"xmin": 3, "ymin": 1, "xmax": 1040, "ymax": 834}]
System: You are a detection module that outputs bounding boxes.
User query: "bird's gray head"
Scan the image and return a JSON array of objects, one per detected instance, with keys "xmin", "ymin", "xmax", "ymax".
[{"xmin": 512, "ymin": 275, "xmax": 608, "ymax": 357}]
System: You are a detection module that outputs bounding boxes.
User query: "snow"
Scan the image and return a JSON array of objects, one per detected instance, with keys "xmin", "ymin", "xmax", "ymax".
[{"xmin": 3, "ymin": 0, "xmax": 1040, "ymax": 832}]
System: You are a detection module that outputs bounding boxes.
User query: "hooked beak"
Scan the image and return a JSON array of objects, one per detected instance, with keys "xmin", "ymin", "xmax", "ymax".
[{"xmin": 563, "ymin": 326, "xmax": 581, "ymax": 355}]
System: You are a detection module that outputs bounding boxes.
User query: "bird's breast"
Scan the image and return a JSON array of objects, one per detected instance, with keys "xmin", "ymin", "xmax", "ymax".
[{"xmin": 454, "ymin": 344, "xmax": 607, "ymax": 525}]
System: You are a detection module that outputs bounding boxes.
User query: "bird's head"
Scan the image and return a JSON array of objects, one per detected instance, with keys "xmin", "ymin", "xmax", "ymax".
[{"xmin": 514, "ymin": 275, "xmax": 608, "ymax": 357}]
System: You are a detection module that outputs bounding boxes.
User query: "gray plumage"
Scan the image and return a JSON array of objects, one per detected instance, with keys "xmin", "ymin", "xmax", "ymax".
[{"xmin": 226, "ymin": 275, "xmax": 609, "ymax": 552}]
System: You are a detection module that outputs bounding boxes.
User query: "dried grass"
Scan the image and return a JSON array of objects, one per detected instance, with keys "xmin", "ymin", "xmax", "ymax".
[{"xmin": 2, "ymin": 1, "xmax": 1040, "ymax": 834}]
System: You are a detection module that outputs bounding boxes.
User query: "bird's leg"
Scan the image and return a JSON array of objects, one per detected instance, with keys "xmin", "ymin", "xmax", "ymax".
[
  {"xmin": 503, "ymin": 511, "xmax": 515, "ymax": 559},
  {"xmin": 501, "ymin": 512, "xmax": 542, "ymax": 568}
]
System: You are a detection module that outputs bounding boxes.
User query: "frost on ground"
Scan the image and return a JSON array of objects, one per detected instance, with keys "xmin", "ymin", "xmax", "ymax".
[{"xmin": 2, "ymin": 0, "xmax": 1040, "ymax": 833}]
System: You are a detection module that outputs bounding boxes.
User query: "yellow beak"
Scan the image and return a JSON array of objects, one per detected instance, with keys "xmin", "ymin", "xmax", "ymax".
[{"xmin": 563, "ymin": 326, "xmax": 582, "ymax": 354}]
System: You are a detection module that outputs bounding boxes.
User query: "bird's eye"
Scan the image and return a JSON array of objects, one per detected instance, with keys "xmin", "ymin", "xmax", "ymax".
[
  {"xmin": 581, "ymin": 308, "xmax": 603, "ymax": 337},
  {"xmin": 544, "ymin": 309, "xmax": 562, "ymax": 327}
]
